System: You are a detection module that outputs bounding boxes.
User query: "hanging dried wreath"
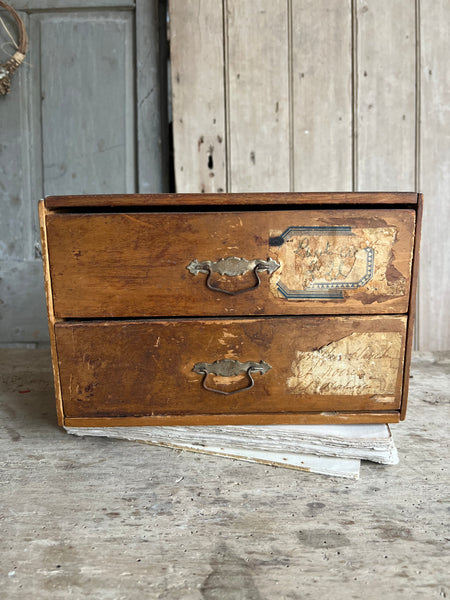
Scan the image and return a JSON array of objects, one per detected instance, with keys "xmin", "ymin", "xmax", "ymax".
[{"xmin": 0, "ymin": 0, "xmax": 28, "ymax": 95}]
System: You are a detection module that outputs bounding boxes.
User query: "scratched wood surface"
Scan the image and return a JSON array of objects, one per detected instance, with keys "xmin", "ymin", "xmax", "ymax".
[
  {"xmin": 44, "ymin": 206, "xmax": 416, "ymax": 318},
  {"xmin": 46, "ymin": 209, "xmax": 415, "ymax": 318},
  {"xmin": 43, "ymin": 191, "xmax": 419, "ymax": 208},
  {"xmin": 169, "ymin": 1, "xmax": 450, "ymax": 351},
  {"xmin": 1, "ymin": 348, "xmax": 449, "ymax": 598},
  {"xmin": 54, "ymin": 316, "xmax": 407, "ymax": 421}
]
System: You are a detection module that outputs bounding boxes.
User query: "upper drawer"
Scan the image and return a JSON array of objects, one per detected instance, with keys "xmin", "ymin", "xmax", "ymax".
[{"xmin": 45, "ymin": 208, "xmax": 415, "ymax": 318}]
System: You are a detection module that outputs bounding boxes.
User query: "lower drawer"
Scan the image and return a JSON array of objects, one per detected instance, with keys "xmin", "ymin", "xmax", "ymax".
[{"xmin": 54, "ymin": 316, "xmax": 407, "ymax": 425}]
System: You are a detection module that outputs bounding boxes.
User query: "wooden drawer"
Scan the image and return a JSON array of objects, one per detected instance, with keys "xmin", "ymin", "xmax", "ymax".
[
  {"xmin": 39, "ymin": 192, "xmax": 422, "ymax": 426},
  {"xmin": 55, "ymin": 316, "xmax": 407, "ymax": 425},
  {"xmin": 45, "ymin": 208, "xmax": 415, "ymax": 318}
]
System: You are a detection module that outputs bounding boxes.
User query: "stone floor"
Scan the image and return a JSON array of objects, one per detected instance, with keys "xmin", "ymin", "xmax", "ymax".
[{"xmin": 0, "ymin": 349, "xmax": 449, "ymax": 600}]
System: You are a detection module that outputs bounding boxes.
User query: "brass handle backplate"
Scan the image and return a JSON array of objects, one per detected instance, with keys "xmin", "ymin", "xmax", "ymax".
[
  {"xmin": 187, "ymin": 256, "xmax": 280, "ymax": 296},
  {"xmin": 193, "ymin": 359, "xmax": 272, "ymax": 395}
]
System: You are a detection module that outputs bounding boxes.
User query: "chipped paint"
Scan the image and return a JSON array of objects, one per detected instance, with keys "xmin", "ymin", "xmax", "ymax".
[
  {"xmin": 269, "ymin": 226, "xmax": 406, "ymax": 300},
  {"xmin": 287, "ymin": 332, "xmax": 403, "ymax": 396}
]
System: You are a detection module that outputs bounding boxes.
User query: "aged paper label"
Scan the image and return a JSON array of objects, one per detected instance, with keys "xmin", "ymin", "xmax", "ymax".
[
  {"xmin": 287, "ymin": 332, "xmax": 403, "ymax": 396},
  {"xmin": 269, "ymin": 226, "xmax": 405, "ymax": 300}
]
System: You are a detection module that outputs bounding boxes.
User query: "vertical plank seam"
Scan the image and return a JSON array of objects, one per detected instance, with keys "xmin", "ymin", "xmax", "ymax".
[
  {"xmin": 414, "ymin": 0, "xmax": 421, "ymax": 350},
  {"xmin": 38, "ymin": 16, "xmax": 45, "ymax": 199},
  {"xmin": 133, "ymin": 5, "xmax": 139, "ymax": 193},
  {"xmin": 20, "ymin": 11, "xmax": 33, "ymax": 259},
  {"xmin": 351, "ymin": 0, "xmax": 358, "ymax": 191},
  {"xmin": 38, "ymin": 203, "xmax": 64, "ymax": 426},
  {"xmin": 287, "ymin": 0, "xmax": 294, "ymax": 192},
  {"xmin": 222, "ymin": 0, "xmax": 231, "ymax": 192}
]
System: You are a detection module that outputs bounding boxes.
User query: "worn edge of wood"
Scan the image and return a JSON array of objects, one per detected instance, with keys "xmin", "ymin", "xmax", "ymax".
[
  {"xmin": 43, "ymin": 192, "xmax": 419, "ymax": 209},
  {"xmin": 39, "ymin": 201, "xmax": 64, "ymax": 426},
  {"xmin": 400, "ymin": 193, "xmax": 423, "ymax": 420},
  {"xmin": 63, "ymin": 412, "xmax": 400, "ymax": 428}
]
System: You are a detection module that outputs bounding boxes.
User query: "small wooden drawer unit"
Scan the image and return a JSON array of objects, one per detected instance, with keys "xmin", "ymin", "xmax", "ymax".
[{"xmin": 39, "ymin": 192, "xmax": 422, "ymax": 427}]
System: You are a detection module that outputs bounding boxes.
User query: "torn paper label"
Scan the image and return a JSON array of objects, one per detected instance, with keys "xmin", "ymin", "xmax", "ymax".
[
  {"xmin": 269, "ymin": 225, "xmax": 405, "ymax": 300},
  {"xmin": 287, "ymin": 332, "xmax": 403, "ymax": 396}
]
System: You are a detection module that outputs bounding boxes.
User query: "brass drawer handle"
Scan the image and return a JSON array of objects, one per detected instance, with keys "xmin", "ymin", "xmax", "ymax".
[
  {"xmin": 187, "ymin": 256, "xmax": 279, "ymax": 296},
  {"xmin": 193, "ymin": 359, "xmax": 271, "ymax": 395}
]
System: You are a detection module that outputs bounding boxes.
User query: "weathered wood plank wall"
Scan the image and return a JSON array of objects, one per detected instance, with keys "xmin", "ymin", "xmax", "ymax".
[
  {"xmin": 170, "ymin": 0, "xmax": 448, "ymax": 351},
  {"xmin": 0, "ymin": 0, "xmax": 166, "ymax": 345},
  {"xmin": 418, "ymin": 0, "xmax": 450, "ymax": 351}
]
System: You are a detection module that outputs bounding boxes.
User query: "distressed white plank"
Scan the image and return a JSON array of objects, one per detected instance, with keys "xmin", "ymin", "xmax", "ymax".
[
  {"xmin": 136, "ymin": 0, "xmax": 166, "ymax": 192},
  {"xmin": 170, "ymin": 0, "xmax": 226, "ymax": 193},
  {"xmin": 0, "ymin": 10, "xmax": 31, "ymax": 260},
  {"xmin": 418, "ymin": 0, "xmax": 450, "ymax": 350},
  {"xmin": 356, "ymin": 0, "xmax": 416, "ymax": 190},
  {"xmin": 227, "ymin": 0, "xmax": 289, "ymax": 192},
  {"xmin": 0, "ymin": 260, "xmax": 48, "ymax": 343},
  {"xmin": 36, "ymin": 12, "xmax": 136, "ymax": 197},
  {"xmin": 292, "ymin": 0, "xmax": 352, "ymax": 191}
]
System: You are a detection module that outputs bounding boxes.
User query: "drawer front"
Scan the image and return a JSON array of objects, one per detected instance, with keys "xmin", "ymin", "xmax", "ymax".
[
  {"xmin": 55, "ymin": 316, "xmax": 407, "ymax": 419},
  {"xmin": 46, "ymin": 209, "xmax": 415, "ymax": 318}
]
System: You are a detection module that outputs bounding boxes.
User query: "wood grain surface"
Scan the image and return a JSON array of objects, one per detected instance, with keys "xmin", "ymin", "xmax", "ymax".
[
  {"xmin": 227, "ymin": 0, "xmax": 290, "ymax": 192},
  {"xmin": 54, "ymin": 316, "xmax": 407, "ymax": 421},
  {"xmin": 292, "ymin": 0, "xmax": 353, "ymax": 191},
  {"xmin": 45, "ymin": 208, "xmax": 415, "ymax": 318},
  {"xmin": 169, "ymin": 0, "xmax": 226, "ymax": 194},
  {"xmin": 43, "ymin": 192, "xmax": 419, "ymax": 209}
]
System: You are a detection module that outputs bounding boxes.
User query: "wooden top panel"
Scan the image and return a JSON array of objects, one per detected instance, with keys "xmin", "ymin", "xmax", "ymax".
[{"xmin": 43, "ymin": 192, "xmax": 419, "ymax": 209}]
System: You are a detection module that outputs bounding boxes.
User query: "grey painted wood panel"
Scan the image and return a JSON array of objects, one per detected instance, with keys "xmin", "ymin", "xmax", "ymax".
[
  {"xmin": 227, "ymin": 0, "xmax": 290, "ymax": 192},
  {"xmin": 36, "ymin": 11, "xmax": 136, "ymax": 197},
  {"xmin": 0, "ymin": 260, "xmax": 48, "ymax": 343},
  {"xmin": 1, "ymin": 1, "xmax": 165, "ymax": 345},
  {"xmin": 356, "ymin": 0, "xmax": 416, "ymax": 190},
  {"xmin": 136, "ymin": 0, "xmax": 166, "ymax": 192},
  {"xmin": 292, "ymin": 0, "xmax": 352, "ymax": 191},
  {"xmin": 0, "ymin": 10, "xmax": 31, "ymax": 260},
  {"xmin": 418, "ymin": 0, "xmax": 450, "ymax": 350},
  {"xmin": 170, "ymin": 0, "xmax": 226, "ymax": 193},
  {"xmin": 12, "ymin": 1, "xmax": 135, "ymax": 9}
]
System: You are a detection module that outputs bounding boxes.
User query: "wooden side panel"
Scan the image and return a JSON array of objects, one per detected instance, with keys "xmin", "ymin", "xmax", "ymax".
[
  {"xmin": 38, "ymin": 202, "xmax": 64, "ymax": 425},
  {"xmin": 292, "ymin": 0, "xmax": 352, "ymax": 191},
  {"xmin": 401, "ymin": 194, "xmax": 423, "ymax": 419},
  {"xmin": 356, "ymin": 0, "xmax": 416, "ymax": 190},
  {"xmin": 55, "ymin": 316, "xmax": 407, "ymax": 419},
  {"xmin": 45, "ymin": 209, "xmax": 416, "ymax": 318},
  {"xmin": 36, "ymin": 11, "xmax": 136, "ymax": 197},
  {"xmin": 227, "ymin": 0, "xmax": 289, "ymax": 192},
  {"xmin": 169, "ymin": 0, "xmax": 226, "ymax": 193},
  {"xmin": 418, "ymin": 0, "xmax": 450, "ymax": 350}
]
